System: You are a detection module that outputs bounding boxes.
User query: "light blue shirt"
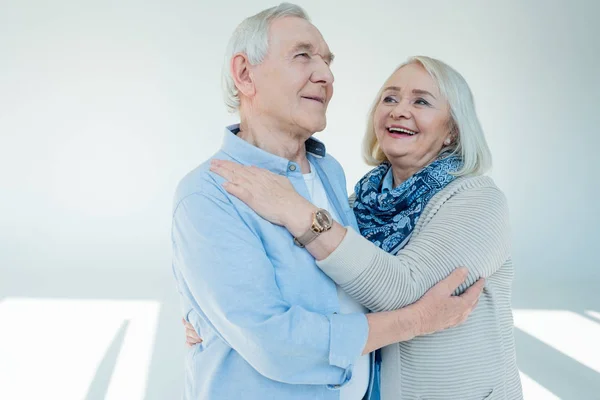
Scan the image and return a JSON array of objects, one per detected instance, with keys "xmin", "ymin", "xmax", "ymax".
[
  {"xmin": 381, "ymin": 167, "xmax": 394, "ymax": 192},
  {"xmin": 171, "ymin": 125, "xmax": 373, "ymax": 399}
]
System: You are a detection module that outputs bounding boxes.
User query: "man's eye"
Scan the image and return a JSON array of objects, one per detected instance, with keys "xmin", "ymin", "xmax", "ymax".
[{"xmin": 296, "ymin": 53, "xmax": 310, "ymax": 59}]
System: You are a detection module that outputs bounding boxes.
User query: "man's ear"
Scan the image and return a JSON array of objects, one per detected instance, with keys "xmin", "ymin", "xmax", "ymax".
[{"xmin": 231, "ymin": 53, "xmax": 256, "ymax": 98}]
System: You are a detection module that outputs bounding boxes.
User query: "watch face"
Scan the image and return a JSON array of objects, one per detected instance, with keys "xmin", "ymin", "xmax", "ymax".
[{"xmin": 315, "ymin": 209, "xmax": 332, "ymax": 229}]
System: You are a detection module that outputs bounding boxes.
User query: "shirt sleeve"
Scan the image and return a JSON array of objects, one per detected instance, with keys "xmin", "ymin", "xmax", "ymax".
[
  {"xmin": 171, "ymin": 182, "xmax": 368, "ymax": 385},
  {"xmin": 316, "ymin": 183, "xmax": 511, "ymax": 312}
]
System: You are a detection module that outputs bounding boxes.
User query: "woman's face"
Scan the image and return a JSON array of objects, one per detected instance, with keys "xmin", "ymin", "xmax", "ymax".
[{"xmin": 374, "ymin": 63, "xmax": 453, "ymax": 172}]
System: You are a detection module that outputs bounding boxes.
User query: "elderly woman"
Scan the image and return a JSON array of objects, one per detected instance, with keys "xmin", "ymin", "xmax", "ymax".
[{"xmin": 194, "ymin": 56, "xmax": 523, "ymax": 399}]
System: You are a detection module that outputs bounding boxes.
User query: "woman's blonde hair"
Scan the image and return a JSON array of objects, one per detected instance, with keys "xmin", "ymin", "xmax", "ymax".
[{"xmin": 362, "ymin": 56, "xmax": 492, "ymax": 177}]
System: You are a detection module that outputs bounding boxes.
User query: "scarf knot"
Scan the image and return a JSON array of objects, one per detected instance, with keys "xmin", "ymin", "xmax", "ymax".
[{"xmin": 353, "ymin": 155, "xmax": 463, "ymax": 254}]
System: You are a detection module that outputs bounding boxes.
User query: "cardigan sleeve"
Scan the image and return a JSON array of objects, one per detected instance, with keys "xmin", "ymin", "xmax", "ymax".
[{"xmin": 316, "ymin": 180, "xmax": 511, "ymax": 312}]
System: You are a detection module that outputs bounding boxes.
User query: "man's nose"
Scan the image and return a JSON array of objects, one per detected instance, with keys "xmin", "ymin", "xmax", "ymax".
[{"xmin": 311, "ymin": 58, "xmax": 334, "ymax": 86}]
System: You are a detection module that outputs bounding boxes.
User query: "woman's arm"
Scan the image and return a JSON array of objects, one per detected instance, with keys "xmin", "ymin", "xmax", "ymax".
[
  {"xmin": 209, "ymin": 160, "xmax": 500, "ymax": 312},
  {"xmin": 312, "ymin": 181, "xmax": 511, "ymax": 312},
  {"xmin": 208, "ymin": 158, "xmax": 354, "ymax": 261},
  {"xmin": 185, "ymin": 268, "xmax": 485, "ymax": 352}
]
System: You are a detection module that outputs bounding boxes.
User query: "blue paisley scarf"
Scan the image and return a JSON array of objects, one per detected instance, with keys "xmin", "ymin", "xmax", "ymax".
[{"xmin": 353, "ymin": 155, "xmax": 463, "ymax": 255}]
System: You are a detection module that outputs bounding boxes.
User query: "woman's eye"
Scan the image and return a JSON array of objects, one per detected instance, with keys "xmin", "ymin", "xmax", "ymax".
[
  {"xmin": 296, "ymin": 53, "xmax": 310, "ymax": 59},
  {"xmin": 383, "ymin": 96, "xmax": 397, "ymax": 103},
  {"xmin": 415, "ymin": 98, "xmax": 430, "ymax": 106}
]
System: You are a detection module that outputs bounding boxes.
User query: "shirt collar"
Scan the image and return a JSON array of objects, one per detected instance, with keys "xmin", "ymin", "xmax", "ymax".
[
  {"xmin": 220, "ymin": 124, "xmax": 327, "ymax": 174},
  {"xmin": 381, "ymin": 167, "xmax": 395, "ymax": 192}
]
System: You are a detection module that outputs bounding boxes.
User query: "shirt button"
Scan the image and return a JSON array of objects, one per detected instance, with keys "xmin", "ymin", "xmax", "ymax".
[{"xmin": 288, "ymin": 164, "xmax": 297, "ymax": 171}]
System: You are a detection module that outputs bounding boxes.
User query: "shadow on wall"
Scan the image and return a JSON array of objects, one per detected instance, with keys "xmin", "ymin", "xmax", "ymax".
[
  {"xmin": 512, "ymin": 278, "xmax": 600, "ymax": 399},
  {"xmin": 1, "ymin": 268, "xmax": 599, "ymax": 399},
  {"xmin": 0, "ymin": 267, "xmax": 184, "ymax": 400}
]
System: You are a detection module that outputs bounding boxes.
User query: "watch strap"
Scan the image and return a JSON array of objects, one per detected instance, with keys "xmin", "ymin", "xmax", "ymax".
[{"xmin": 293, "ymin": 229, "xmax": 319, "ymax": 248}]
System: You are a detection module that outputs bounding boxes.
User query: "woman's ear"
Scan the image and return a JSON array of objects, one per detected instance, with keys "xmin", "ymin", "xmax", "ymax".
[{"xmin": 447, "ymin": 119, "xmax": 459, "ymax": 145}]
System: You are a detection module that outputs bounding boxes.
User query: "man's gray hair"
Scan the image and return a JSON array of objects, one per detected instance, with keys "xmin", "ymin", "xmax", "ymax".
[{"xmin": 222, "ymin": 3, "xmax": 310, "ymax": 113}]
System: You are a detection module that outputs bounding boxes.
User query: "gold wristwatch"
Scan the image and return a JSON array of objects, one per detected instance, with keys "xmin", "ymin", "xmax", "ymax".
[{"xmin": 293, "ymin": 209, "xmax": 333, "ymax": 248}]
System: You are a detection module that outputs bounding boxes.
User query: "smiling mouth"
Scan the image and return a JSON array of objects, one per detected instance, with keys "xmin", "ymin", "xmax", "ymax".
[
  {"xmin": 302, "ymin": 96, "xmax": 324, "ymax": 104},
  {"xmin": 387, "ymin": 127, "xmax": 418, "ymax": 136}
]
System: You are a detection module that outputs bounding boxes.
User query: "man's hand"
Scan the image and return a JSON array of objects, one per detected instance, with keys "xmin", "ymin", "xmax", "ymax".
[
  {"xmin": 410, "ymin": 267, "xmax": 484, "ymax": 336},
  {"xmin": 182, "ymin": 318, "xmax": 203, "ymax": 348}
]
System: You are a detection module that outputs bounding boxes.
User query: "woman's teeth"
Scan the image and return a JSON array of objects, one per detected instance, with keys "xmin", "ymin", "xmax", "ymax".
[{"xmin": 387, "ymin": 127, "xmax": 417, "ymax": 135}]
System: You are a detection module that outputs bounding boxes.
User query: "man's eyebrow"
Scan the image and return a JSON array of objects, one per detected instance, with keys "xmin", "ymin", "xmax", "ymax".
[
  {"xmin": 323, "ymin": 50, "xmax": 334, "ymax": 64},
  {"xmin": 292, "ymin": 42, "xmax": 334, "ymax": 64},
  {"xmin": 291, "ymin": 42, "xmax": 314, "ymax": 53}
]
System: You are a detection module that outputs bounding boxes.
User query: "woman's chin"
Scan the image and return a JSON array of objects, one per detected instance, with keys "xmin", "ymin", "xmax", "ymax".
[{"xmin": 380, "ymin": 145, "xmax": 414, "ymax": 160}]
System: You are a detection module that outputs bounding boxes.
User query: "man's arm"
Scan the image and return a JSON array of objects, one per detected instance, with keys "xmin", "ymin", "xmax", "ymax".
[
  {"xmin": 173, "ymin": 183, "xmax": 367, "ymax": 386},
  {"xmin": 182, "ymin": 264, "xmax": 482, "ymax": 353}
]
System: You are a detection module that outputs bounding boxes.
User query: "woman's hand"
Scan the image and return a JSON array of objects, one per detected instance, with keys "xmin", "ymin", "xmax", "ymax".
[
  {"xmin": 182, "ymin": 318, "xmax": 203, "ymax": 348},
  {"xmin": 411, "ymin": 268, "xmax": 485, "ymax": 335},
  {"xmin": 210, "ymin": 159, "xmax": 315, "ymax": 229}
]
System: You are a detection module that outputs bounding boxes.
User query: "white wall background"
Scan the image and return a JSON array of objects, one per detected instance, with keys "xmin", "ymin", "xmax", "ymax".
[{"xmin": 1, "ymin": 0, "xmax": 599, "ymax": 399}]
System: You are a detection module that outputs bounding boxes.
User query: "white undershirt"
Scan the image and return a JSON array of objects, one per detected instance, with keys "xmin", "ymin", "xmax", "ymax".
[{"xmin": 303, "ymin": 162, "xmax": 369, "ymax": 400}]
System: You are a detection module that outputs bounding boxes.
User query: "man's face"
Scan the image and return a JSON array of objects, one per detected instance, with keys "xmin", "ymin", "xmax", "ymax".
[{"xmin": 250, "ymin": 17, "xmax": 334, "ymax": 137}]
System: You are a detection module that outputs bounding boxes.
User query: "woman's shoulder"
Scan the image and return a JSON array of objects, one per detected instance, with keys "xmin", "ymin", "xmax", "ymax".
[
  {"xmin": 417, "ymin": 175, "xmax": 508, "ymax": 228},
  {"xmin": 348, "ymin": 175, "xmax": 503, "ymax": 209},
  {"xmin": 437, "ymin": 175, "xmax": 505, "ymax": 202}
]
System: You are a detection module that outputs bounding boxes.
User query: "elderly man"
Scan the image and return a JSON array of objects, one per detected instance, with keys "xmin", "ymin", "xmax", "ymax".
[{"xmin": 171, "ymin": 3, "xmax": 482, "ymax": 399}]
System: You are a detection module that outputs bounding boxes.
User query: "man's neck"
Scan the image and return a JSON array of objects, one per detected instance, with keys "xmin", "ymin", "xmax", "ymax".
[{"xmin": 238, "ymin": 119, "xmax": 312, "ymax": 173}]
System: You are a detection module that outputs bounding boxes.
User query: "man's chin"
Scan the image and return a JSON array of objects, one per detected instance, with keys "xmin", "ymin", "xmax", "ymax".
[
  {"xmin": 293, "ymin": 113, "xmax": 327, "ymax": 136},
  {"xmin": 306, "ymin": 118, "xmax": 327, "ymax": 134}
]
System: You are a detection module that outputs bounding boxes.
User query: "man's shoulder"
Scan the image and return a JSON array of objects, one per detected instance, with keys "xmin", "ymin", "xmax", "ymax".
[
  {"xmin": 312, "ymin": 151, "xmax": 347, "ymax": 190},
  {"xmin": 172, "ymin": 151, "xmax": 233, "ymax": 213},
  {"xmin": 318, "ymin": 151, "xmax": 345, "ymax": 173}
]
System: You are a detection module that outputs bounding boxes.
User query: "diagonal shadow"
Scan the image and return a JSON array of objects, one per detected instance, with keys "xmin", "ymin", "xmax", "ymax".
[
  {"xmin": 515, "ymin": 327, "xmax": 600, "ymax": 399},
  {"xmin": 143, "ymin": 304, "xmax": 184, "ymax": 400},
  {"xmin": 84, "ymin": 319, "xmax": 130, "ymax": 400},
  {"xmin": 582, "ymin": 311, "xmax": 600, "ymax": 324}
]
